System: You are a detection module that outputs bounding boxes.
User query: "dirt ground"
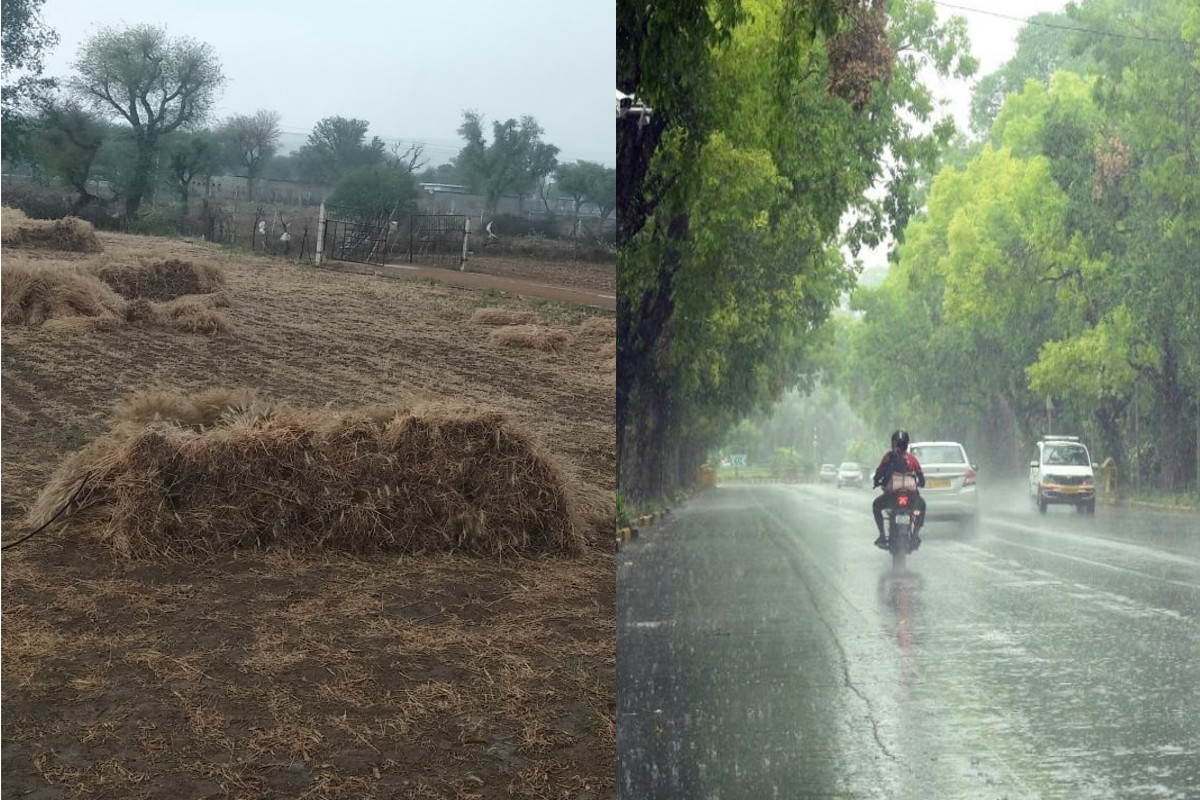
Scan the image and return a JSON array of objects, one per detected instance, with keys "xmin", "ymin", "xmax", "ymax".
[
  {"xmin": 0, "ymin": 230, "xmax": 616, "ymax": 799},
  {"xmin": 464, "ymin": 257, "xmax": 614, "ymax": 296}
]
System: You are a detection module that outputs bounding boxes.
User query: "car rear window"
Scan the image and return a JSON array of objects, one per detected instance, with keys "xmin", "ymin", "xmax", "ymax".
[
  {"xmin": 839, "ymin": 463, "xmax": 859, "ymax": 470},
  {"xmin": 910, "ymin": 445, "xmax": 965, "ymax": 464}
]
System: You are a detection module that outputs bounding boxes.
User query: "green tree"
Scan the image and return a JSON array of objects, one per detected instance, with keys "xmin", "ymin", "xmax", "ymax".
[
  {"xmin": 554, "ymin": 160, "xmax": 612, "ymax": 218},
  {"xmin": 454, "ymin": 111, "xmax": 559, "ymax": 219},
  {"xmin": 1, "ymin": 0, "xmax": 59, "ymax": 163},
  {"xmin": 69, "ymin": 24, "xmax": 224, "ymax": 219},
  {"xmin": 1067, "ymin": 0, "xmax": 1200, "ymax": 488},
  {"xmin": 617, "ymin": 0, "xmax": 975, "ymax": 499},
  {"xmin": 221, "ymin": 109, "xmax": 280, "ymax": 200},
  {"xmin": 166, "ymin": 130, "xmax": 222, "ymax": 217},
  {"xmin": 294, "ymin": 116, "xmax": 384, "ymax": 183},
  {"xmin": 32, "ymin": 100, "xmax": 105, "ymax": 213},
  {"xmin": 968, "ymin": 11, "xmax": 1094, "ymax": 136},
  {"xmin": 327, "ymin": 165, "xmax": 417, "ymax": 222}
]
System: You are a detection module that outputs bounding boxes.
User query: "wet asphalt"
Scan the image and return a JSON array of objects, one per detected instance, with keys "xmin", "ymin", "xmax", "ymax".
[{"xmin": 616, "ymin": 483, "xmax": 1200, "ymax": 799}]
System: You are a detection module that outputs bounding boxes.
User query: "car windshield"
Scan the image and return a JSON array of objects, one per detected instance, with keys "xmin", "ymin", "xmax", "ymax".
[
  {"xmin": 909, "ymin": 445, "xmax": 965, "ymax": 464},
  {"xmin": 1045, "ymin": 444, "xmax": 1089, "ymax": 466}
]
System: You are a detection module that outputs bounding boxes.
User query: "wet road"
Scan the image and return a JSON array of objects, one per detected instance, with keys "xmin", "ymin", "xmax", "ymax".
[{"xmin": 617, "ymin": 484, "xmax": 1200, "ymax": 799}]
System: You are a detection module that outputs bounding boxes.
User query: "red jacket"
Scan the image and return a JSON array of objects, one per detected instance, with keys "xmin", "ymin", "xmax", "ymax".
[{"xmin": 873, "ymin": 450, "xmax": 925, "ymax": 491}]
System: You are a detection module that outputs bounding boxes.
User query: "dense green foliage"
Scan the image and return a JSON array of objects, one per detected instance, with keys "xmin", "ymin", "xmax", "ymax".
[
  {"xmin": 838, "ymin": 0, "xmax": 1199, "ymax": 491},
  {"xmin": 555, "ymin": 160, "xmax": 617, "ymax": 220},
  {"xmin": 327, "ymin": 165, "xmax": 418, "ymax": 222},
  {"xmin": 454, "ymin": 112, "xmax": 559, "ymax": 219},
  {"xmin": 617, "ymin": 0, "xmax": 974, "ymax": 500}
]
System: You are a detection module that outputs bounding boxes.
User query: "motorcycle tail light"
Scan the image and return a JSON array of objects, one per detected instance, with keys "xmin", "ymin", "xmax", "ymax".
[{"xmin": 898, "ymin": 494, "xmax": 909, "ymax": 508}]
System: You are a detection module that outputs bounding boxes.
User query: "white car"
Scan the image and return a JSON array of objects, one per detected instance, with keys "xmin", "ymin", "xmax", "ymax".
[
  {"xmin": 908, "ymin": 441, "xmax": 980, "ymax": 531},
  {"xmin": 1030, "ymin": 436, "xmax": 1097, "ymax": 514},
  {"xmin": 837, "ymin": 462, "xmax": 864, "ymax": 488}
]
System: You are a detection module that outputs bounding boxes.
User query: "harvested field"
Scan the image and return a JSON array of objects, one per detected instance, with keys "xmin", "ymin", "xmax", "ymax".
[
  {"xmin": 1, "ymin": 229, "xmax": 615, "ymax": 799},
  {"xmin": 470, "ymin": 307, "xmax": 537, "ymax": 326},
  {"xmin": 467, "ymin": 255, "xmax": 615, "ymax": 294},
  {"xmin": 488, "ymin": 324, "xmax": 572, "ymax": 352},
  {"xmin": 1, "ymin": 206, "xmax": 103, "ymax": 253}
]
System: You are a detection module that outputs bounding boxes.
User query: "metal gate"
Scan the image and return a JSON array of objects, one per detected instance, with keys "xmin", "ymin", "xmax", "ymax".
[
  {"xmin": 318, "ymin": 209, "xmax": 468, "ymax": 268},
  {"xmin": 320, "ymin": 217, "xmax": 391, "ymax": 267},
  {"xmin": 407, "ymin": 215, "xmax": 468, "ymax": 266}
]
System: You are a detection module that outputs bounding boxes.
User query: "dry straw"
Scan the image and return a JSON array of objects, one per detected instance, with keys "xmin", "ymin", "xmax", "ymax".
[
  {"xmin": 575, "ymin": 315, "xmax": 614, "ymax": 343},
  {"xmin": 469, "ymin": 307, "xmax": 536, "ymax": 326},
  {"xmin": 0, "ymin": 259, "xmax": 126, "ymax": 327},
  {"xmin": 2, "ymin": 256, "xmax": 231, "ymax": 334},
  {"xmin": 25, "ymin": 391, "xmax": 594, "ymax": 560},
  {"xmin": 90, "ymin": 257, "xmax": 226, "ymax": 300},
  {"xmin": 487, "ymin": 324, "xmax": 570, "ymax": 352},
  {"xmin": 0, "ymin": 207, "xmax": 103, "ymax": 253}
]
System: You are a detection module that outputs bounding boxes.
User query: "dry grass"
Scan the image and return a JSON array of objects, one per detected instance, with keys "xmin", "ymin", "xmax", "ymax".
[
  {"xmin": 469, "ymin": 307, "xmax": 536, "ymax": 326},
  {"xmin": 125, "ymin": 295, "xmax": 233, "ymax": 334},
  {"xmin": 1, "ymin": 253, "xmax": 231, "ymax": 335},
  {"xmin": 89, "ymin": 256, "xmax": 226, "ymax": 300},
  {"xmin": 0, "ymin": 257, "xmax": 126, "ymax": 327},
  {"xmin": 1, "ymin": 206, "xmax": 103, "ymax": 252},
  {"xmin": 576, "ymin": 315, "xmax": 615, "ymax": 343},
  {"xmin": 488, "ymin": 324, "xmax": 570, "ymax": 352},
  {"xmin": 26, "ymin": 390, "xmax": 589, "ymax": 559}
]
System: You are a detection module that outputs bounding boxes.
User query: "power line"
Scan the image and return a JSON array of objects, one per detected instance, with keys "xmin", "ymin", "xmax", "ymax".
[{"xmin": 932, "ymin": 1, "xmax": 1181, "ymax": 45}]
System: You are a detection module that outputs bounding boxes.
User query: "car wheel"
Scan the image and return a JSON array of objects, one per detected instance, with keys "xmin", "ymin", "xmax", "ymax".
[
  {"xmin": 1086, "ymin": 500, "xmax": 1096, "ymax": 515},
  {"xmin": 962, "ymin": 513, "xmax": 980, "ymax": 535},
  {"xmin": 1038, "ymin": 497, "xmax": 1048, "ymax": 514}
]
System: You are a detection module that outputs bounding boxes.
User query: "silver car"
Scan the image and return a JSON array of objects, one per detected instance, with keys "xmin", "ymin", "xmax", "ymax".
[
  {"xmin": 908, "ymin": 441, "xmax": 980, "ymax": 531},
  {"xmin": 837, "ymin": 461, "xmax": 864, "ymax": 488}
]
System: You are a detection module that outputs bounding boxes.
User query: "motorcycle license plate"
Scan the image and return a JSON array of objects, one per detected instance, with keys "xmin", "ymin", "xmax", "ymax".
[{"xmin": 894, "ymin": 514, "xmax": 911, "ymax": 525}]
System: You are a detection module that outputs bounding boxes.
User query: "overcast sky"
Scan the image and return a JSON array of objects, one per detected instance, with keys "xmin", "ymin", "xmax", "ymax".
[
  {"xmin": 931, "ymin": 0, "xmax": 1071, "ymax": 131},
  {"xmin": 35, "ymin": 0, "xmax": 616, "ymax": 167}
]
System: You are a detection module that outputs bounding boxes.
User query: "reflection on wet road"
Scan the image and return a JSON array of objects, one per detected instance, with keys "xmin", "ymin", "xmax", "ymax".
[{"xmin": 617, "ymin": 484, "xmax": 1200, "ymax": 799}]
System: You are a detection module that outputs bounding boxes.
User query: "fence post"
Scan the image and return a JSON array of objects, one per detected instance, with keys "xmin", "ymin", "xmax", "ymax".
[
  {"xmin": 315, "ymin": 203, "xmax": 326, "ymax": 266},
  {"xmin": 461, "ymin": 218, "xmax": 470, "ymax": 271}
]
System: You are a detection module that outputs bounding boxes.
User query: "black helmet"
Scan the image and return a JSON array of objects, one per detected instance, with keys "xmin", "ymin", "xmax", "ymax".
[{"xmin": 891, "ymin": 430, "xmax": 910, "ymax": 451}]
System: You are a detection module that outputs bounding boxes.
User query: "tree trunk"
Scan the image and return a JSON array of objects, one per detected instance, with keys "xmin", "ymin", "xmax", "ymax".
[
  {"xmin": 1152, "ymin": 340, "xmax": 1193, "ymax": 491},
  {"xmin": 124, "ymin": 135, "xmax": 156, "ymax": 219}
]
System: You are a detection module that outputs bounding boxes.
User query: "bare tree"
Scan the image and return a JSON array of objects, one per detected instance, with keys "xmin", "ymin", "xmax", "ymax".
[
  {"xmin": 70, "ymin": 24, "xmax": 224, "ymax": 218},
  {"xmin": 388, "ymin": 141, "xmax": 427, "ymax": 174},
  {"xmin": 222, "ymin": 109, "xmax": 280, "ymax": 200}
]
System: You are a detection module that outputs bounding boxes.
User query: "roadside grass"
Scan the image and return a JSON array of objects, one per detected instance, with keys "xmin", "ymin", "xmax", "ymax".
[{"xmin": 1118, "ymin": 487, "xmax": 1200, "ymax": 511}]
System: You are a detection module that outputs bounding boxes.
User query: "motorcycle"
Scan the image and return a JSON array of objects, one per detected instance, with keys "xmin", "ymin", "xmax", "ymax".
[{"xmin": 880, "ymin": 473, "xmax": 922, "ymax": 570}]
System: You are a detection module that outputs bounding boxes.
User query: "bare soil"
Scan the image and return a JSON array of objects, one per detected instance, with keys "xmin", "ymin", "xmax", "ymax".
[{"xmin": 1, "ymin": 231, "xmax": 616, "ymax": 799}]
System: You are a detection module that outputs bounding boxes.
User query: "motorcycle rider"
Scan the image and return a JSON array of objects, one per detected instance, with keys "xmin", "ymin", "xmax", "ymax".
[{"xmin": 871, "ymin": 429, "xmax": 927, "ymax": 549}]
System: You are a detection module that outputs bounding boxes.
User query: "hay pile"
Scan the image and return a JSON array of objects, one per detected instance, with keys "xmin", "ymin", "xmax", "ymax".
[
  {"xmin": 575, "ymin": 315, "xmax": 614, "ymax": 343},
  {"xmin": 90, "ymin": 257, "xmax": 226, "ymax": 300},
  {"xmin": 125, "ymin": 294, "xmax": 231, "ymax": 334},
  {"xmin": 0, "ymin": 207, "xmax": 103, "ymax": 253},
  {"xmin": 470, "ymin": 307, "xmax": 536, "ymax": 326},
  {"xmin": 0, "ymin": 259, "xmax": 126, "ymax": 332},
  {"xmin": 487, "ymin": 324, "xmax": 570, "ymax": 352},
  {"xmin": 25, "ymin": 390, "xmax": 591, "ymax": 559},
  {"xmin": 1, "ymin": 257, "xmax": 231, "ymax": 335}
]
